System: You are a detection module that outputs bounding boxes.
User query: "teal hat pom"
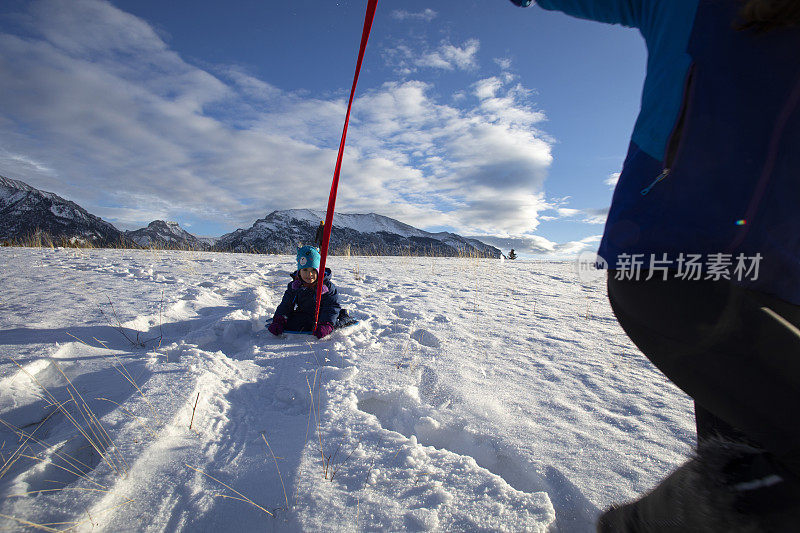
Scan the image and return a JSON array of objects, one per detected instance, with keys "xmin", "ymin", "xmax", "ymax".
[{"xmin": 297, "ymin": 245, "xmax": 321, "ymax": 271}]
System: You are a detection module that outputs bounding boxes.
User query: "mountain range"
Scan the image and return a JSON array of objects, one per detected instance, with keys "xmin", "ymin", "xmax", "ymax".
[
  {"xmin": 0, "ymin": 175, "xmax": 500, "ymax": 257},
  {"xmin": 0, "ymin": 175, "xmax": 133, "ymax": 247},
  {"xmin": 215, "ymin": 209, "xmax": 500, "ymax": 257},
  {"xmin": 125, "ymin": 220, "xmax": 210, "ymax": 250}
]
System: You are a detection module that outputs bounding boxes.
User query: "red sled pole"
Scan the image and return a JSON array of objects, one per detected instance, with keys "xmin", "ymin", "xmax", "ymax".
[{"xmin": 314, "ymin": 0, "xmax": 379, "ymax": 331}]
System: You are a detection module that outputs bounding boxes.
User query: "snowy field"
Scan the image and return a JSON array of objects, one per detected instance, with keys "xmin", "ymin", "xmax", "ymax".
[{"xmin": 0, "ymin": 247, "xmax": 695, "ymax": 532}]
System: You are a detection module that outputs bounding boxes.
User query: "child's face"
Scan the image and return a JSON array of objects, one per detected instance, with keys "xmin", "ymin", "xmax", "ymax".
[{"xmin": 300, "ymin": 267, "xmax": 318, "ymax": 284}]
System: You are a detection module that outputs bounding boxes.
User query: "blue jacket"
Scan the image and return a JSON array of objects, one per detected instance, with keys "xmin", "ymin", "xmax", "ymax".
[
  {"xmin": 274, "ymin": 268, "xmax": 341, "ymax": 326},
  {"xmin": 535, "ymin": 0, "xmax": 800, "ymax": 303}
]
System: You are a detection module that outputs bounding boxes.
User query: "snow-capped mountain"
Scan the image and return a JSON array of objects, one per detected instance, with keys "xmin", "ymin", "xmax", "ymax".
[
  {"xmin": 126, "ymin": 220, "xmax": 209, "ymax": 250},
  {"xmin": 214, "ymin": 209, "xmax": 501, "ymax": 257},
  {"xmin": 0, "ymin": 177, "xmax": 499, "ymax": 256},
  {"xmin": 0, "ymin": 175, "xmax": 131, "ymax": 247}
]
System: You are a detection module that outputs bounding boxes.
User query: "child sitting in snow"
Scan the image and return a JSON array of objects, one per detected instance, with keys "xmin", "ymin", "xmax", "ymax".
[{"xmin": 267, "ymin": 245, "xmax": 352, "ymax": 339}]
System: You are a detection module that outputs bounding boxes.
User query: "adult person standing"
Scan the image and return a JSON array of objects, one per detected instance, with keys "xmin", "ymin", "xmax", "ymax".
[
  {"xmin": 314, "ymin": 221, "xmax": 325, "ymax": 248},
  {"xmin": 507, "ymin": 1, "xmax": 800, "ymax": 530}
]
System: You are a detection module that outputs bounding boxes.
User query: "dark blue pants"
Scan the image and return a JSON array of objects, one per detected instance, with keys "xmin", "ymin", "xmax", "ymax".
[
  {"xmin": 284, "ymin": 308, "xmax": 352, "ymax": 332},
  {"xmin": 607, "ymin": 272, "xmax": 800, "ymax": 476}
]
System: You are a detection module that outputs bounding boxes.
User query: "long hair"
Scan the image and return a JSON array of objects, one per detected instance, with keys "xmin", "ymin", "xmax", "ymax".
[{"xmin": 738, "ymin": 0, "xmax": 800, "ymax": 31}]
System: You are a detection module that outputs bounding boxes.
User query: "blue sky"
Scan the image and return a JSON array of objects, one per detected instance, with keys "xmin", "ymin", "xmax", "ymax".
[{"xmin": 0, "ymin": 0, "xmax": 647, "ymax": 256}]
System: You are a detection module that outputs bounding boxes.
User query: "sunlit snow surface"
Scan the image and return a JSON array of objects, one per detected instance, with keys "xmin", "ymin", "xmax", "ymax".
[{"xmin": 0, "ymin": 248, "xmax": 694, "ymax": 532}]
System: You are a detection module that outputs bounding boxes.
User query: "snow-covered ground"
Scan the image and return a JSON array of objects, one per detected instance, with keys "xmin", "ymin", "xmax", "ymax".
[{"xmin": 0, "ymin": 248, "xmax": 695, "ymax": 532}]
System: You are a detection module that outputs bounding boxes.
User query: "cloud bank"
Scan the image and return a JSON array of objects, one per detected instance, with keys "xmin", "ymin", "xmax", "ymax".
[
  {"xmin": 0, "ymin": 0, "xmax": 566, "ymax": 246},
  {"xmin": 472, "ymin": 234, "xmax": 603, "ymax": 258}
]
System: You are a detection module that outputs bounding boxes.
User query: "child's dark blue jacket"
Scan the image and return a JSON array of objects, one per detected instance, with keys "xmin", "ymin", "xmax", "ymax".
[
  {"xmin": 274, "ymin": 268, "xmax": 341, "ymax": 327},
  {"xmin": 535, "ymin": 0, "xmax": 800, "ymax": 304}
]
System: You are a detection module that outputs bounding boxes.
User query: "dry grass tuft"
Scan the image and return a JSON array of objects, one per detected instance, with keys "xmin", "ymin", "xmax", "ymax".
[
  {"xmin": 4, "ymin": 358, "xmax": 128, "ymax": 480},
  {"xmin": 185, "ymin": 464, "xmax": 273, "ymax": 517},
  {"xmin": 262, "ymin": 433, "xmax": 289, "ymax": 511}
]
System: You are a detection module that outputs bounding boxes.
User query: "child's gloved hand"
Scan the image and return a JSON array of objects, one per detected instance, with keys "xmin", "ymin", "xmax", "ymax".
[
  {"xmin": 314, "ymin": 323, "xmax": 334, "ymax": 339},
  {"xmin": 268, "ymin": 315, "xmax": 287, "ymax": 336}
]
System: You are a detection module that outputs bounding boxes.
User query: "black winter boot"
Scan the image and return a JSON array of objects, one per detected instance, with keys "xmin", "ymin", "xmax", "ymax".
[
  {"xmin": 335, "ymin": 308, "xmax": 358, "ymax": 329},
  {"xmin": 597, "ymin": 439, "xmax": 800, "ymax": 532}
]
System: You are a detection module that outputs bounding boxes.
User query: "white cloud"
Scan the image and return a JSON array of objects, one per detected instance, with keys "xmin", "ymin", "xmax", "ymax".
[
  {"xmin": 555, "ymin": 235, "xmax": 603, "ymax": 255},
  {"xmin": 0, "ymin": 149, "xmax": 55, "ymax": 176},
  {"xmin": 0, "ymin": 0, "xmax": 555, "ymax": 239},
  {"xmin": 536, "ymin": 196, "xmax": 608, "ymax": 226},
  {"xmin": 556, "ymin": 207, "xmax": 581, "ymax": 217},
  {"xmin": 220, "ymin": 67, "xmax": 283, "ymax": 102},
  {"xmin": 474, "ymin": 79, "xmax": 546, "ymax": 126},
  {"xmin": 474, "ymin": 234, "xmax": 558, "ymax": 255},
  {"xmin": 349, "ymin": 79, "xmax": 552, "ymax": 234},
  {"xmin": 391, "ymin": 9, "xmax": 437, "ymax": 22},
  {"xmin": 420, "ymin": 39, "xmax": 480, "ymax": 71},
  {"xmin": 471, "ymin": 233, "xmax": 602, "ymax": 257},
  {"xmin": 581, "ymin": 207, "xmax": 609, "ymax": 225},
  {"xmin": 605, "ymin": 172, "xmax": 620, "ymax": 187},
  {"xmin": 494, "ymin": 58, "xmax": 513, "ymax": 70},
  {"xmin": 474, "ymin": 77, "xmax": 503, "ymax": 100},
  {"xmin": 384, "ymin": 39, "xmax": 480, "ymax": 75}
]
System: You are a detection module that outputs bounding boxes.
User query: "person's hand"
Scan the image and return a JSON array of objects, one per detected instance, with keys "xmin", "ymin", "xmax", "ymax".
[
  {"xmin": 268, "ymin": 315, "xmax": 287, "ymax": 336},
  {"xmin": 314, "ymin": 323, "xmax": 334, "ymax": 339}
]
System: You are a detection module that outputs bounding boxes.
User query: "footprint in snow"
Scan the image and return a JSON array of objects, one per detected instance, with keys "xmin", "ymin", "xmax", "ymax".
[
  {"xmin": 393, "ymin": 306, "xmax": 422, "ymax": 321},
  {"xmin": 418, "ymin": 366, "xmax": 460, "ymax": 409},
  {"xmin": 411, "ymin": 329, "xmax": 440, "ymax": 348}
]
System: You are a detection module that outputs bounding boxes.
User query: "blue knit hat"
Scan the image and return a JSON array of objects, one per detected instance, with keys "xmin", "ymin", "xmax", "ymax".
[{"xmin": 296, "ymin": 245, "xmax": 321, "ymax": 271}]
